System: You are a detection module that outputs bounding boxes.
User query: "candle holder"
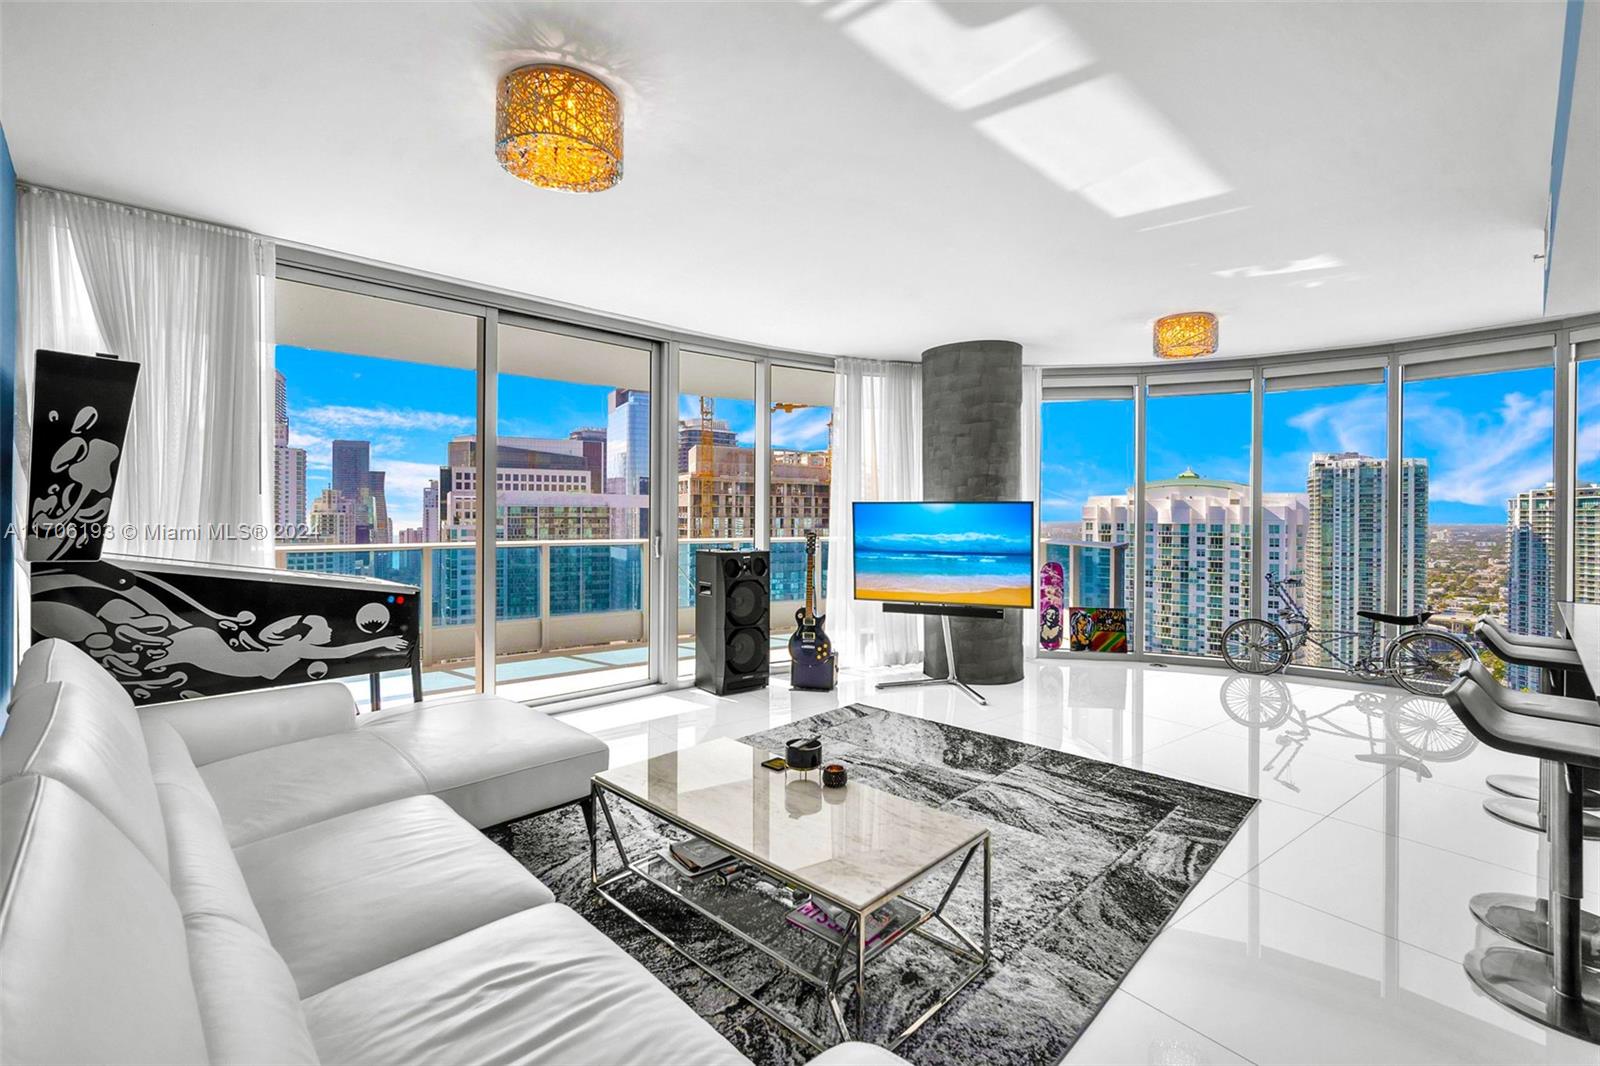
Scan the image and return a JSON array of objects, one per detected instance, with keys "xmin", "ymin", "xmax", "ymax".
[
  {"xmin": 822, "ymin": 763, "xmax": 848, "ymax": 789},
  {"xmin": 785, "ymin": 737, "xmax": 822, "ymax": 772}
]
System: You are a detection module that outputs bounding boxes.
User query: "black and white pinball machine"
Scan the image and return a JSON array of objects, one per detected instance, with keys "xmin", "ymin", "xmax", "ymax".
[
  {"xmin": 23, "ymin": 349, "xmax": 422, "ymax": 707},
  {"xmin": 30, "ymin": 555, "xmax": 422, "ymax": 707}
]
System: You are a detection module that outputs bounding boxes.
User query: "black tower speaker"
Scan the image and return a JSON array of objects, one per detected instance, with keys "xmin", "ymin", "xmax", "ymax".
[{"xmin": 695, "ymin": 549, "xmax": 770, "ymax": 695}]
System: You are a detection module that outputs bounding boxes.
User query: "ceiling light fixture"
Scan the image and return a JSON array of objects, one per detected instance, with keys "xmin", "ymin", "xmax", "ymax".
[
  {"xmin": 495, "ymin": 65, "xmax": 622, "ymax": 193},
  {"xmin": 1153, "ymin": 312, "xmax": 1219, "ymax": 359}
]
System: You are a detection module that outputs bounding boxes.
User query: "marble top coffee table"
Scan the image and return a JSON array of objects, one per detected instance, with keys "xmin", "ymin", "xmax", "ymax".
[{"xmin": 589, "ymin": 737, "xmax": 992, "ymax": 1051}]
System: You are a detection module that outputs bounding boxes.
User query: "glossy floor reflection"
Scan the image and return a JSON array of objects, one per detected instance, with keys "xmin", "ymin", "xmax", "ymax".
[{"xmin": 559, "ymin": 657, "xmax": 1600, "ymax": 1065}]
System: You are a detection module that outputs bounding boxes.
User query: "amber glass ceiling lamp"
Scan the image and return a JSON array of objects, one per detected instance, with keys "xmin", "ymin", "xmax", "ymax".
[
  {"xmin": 496, "ymin": 64, "xmax": 622, "ymax": 192},
  {"xmin": 1153, "ymin": 312, "xmax": 1219, "ymax": 359}
]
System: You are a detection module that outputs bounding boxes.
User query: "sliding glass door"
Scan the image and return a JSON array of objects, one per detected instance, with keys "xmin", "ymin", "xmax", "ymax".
[
  {"xmin": 769, "ymin": 365, "xmax": 835, "ymax": 661},
  {"xmin": 493, "ymin": 319, "xmax": 656, "ymax": 701},
  {"xmin": 272, "ymin": 278, "xmax": 481, "ymax": 706},
  {"xmin": 677, "ymin": 351, "xmax": 758, "ymax": 679}
]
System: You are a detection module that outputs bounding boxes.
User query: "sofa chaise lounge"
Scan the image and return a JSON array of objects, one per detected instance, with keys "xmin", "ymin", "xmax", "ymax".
[{"xmin": 0, "ymin": 639, "xmax": 901, "ymax": 1065}]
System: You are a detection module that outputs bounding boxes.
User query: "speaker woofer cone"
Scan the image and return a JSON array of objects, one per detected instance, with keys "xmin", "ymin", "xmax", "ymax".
[
  {"xmin": 726, "ymin": 628, "xmax": 766, "ymax": 675},
  {"xmin": 726, "ymin": 579, "xmax": 764, "ymax": 627}
]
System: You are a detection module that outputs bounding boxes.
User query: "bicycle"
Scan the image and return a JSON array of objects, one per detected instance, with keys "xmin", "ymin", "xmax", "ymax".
[{"xmin": 1220, "ymin": 572, "xmax": 1477, "ymax": 696}]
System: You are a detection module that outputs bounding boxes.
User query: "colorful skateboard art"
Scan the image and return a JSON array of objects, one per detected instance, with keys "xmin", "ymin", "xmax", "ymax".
[
  {"xmin": 1038, "ymin": 562, "xmax": 1064, "ymax": 651},
  {"xmin": 1069, "ymin": 607, "xmax": 1128, "ymax": 653}
]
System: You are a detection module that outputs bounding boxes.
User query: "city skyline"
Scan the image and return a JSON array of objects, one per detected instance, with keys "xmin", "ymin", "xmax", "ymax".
[
  {"xmin": 1042, "ymin": 367, "xmax": 1600, "ymax": 527},
  {"xmin": 275, "ymin": 345, "xmax": 833, "ymax": 533}
]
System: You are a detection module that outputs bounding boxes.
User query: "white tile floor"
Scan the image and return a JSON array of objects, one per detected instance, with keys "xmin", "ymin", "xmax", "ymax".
[{"xmin": 560, "ymin": 657, "xmax": 1600, "ymax": 1066}]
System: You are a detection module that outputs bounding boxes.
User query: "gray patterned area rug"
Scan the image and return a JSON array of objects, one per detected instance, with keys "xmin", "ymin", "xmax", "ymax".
[{"xmin": 505, "ymin": 704, "xmax": 1255, "ymax": 1066}]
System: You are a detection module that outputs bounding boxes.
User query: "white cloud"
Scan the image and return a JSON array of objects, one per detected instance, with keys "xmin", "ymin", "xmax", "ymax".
[
  {"xmin": 1407, "ymin": 389, "xmax": 1554, "ymax": 506},
  {"xmin": 1285, "ymin": 392, "xmax": 1386, "ymax": 456},
  {"xmin": 297, "ymin": 404, "xmax": 472, "ymax": 435},
  {"xmin": 772, "ymin": 408, "xmax": 831, "ymax": 450}
]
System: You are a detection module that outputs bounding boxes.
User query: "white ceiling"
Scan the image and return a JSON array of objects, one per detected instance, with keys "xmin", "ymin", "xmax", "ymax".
[{"xmin": 1, "ymin": 1, "xmax": 1589, "ymax": 365}]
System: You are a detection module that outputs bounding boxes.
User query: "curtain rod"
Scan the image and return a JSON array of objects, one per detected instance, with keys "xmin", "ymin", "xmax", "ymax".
[{"xmin": 17, "ymin": 181, "xmax": 260, "ymax": 241}]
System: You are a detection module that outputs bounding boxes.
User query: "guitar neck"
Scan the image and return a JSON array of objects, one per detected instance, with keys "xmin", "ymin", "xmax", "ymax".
[{"xmin": 803, "ymin": 537, "xmax": 817, "ymax": 617}]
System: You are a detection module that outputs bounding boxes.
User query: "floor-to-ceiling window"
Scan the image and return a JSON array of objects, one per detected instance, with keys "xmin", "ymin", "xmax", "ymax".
[
  {"xmin": 1261, "ymin": 365, "xmax": 1387, "ymax": 666},
  {"xmin": 1577, "ymin": 340, "xmax": 1600, "ymax": 607},
  {"xmin": 1401, "ymin": 350, "xmax": 1554, "ymax": 690},
  {"xmin": 769, "ymin": 365, "xmax": 835, "ymax": 657},
  {"xmin": 494, "ymin": 319, "xmax": 655, "ymax": 701},
  {"xmin": 1039, "ymin": 386, "xmax": 1135, "ymax": 653},
  {"xmin": 273, "ymin": 278, "xmax": 480, "ymax": 705},
  {"xmin": 678, "ymin": 351, "xmax": 758, "ymax": 679},
  {"xmin": 1143, "ymin": 378, "xmax": 1253, "ymax": 657}
]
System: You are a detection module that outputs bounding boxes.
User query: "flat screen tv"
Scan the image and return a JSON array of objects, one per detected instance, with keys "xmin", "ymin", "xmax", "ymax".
[{"xmin": 852, "ymin": 501, "xmax": 1035, "ymax": 610}]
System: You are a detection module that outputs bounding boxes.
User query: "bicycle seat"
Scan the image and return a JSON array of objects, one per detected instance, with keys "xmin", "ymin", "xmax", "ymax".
[{"xmin": 1358, "ymin": 609, "xmax": 1434, "ymax": 627}]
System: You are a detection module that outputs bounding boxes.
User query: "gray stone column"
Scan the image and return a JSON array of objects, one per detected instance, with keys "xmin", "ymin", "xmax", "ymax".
[{"xmin": 920, "ymin": 340, "xmax": 1023, "ymax": 685}]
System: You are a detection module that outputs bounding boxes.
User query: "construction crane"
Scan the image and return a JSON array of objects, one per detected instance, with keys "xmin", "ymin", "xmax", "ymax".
[{"xmin": 696, "ymin": 395, "xmax": 716, "ymax": 538}]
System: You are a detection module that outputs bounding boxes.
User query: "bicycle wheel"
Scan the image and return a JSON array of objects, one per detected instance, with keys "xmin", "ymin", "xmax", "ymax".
[
  {"xmin": 1221, "ymin": 619, "xmax": 1291, "ymax": 675},
  {"xmin": 1386, "ymin": 695, "xmax": 1476, "ymax": 762},
  {"xmin": 1220, "ymin": 673, "xmax": 1293, "ymax": 728},
  {"xmin": 1385, "ymin": 630, "xmax": 1475, "ymax": 695}
]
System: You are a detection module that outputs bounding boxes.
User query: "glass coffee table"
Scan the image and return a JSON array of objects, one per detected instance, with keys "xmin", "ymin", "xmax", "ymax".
[{"xmin": 589, "ymin": 737, "xmax": 992, "ymax": 1051}]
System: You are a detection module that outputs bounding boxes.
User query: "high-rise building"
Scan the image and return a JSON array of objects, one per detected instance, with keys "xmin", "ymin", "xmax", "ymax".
[
  {"xmin": 1506, "ymin": 483, "xmax": 1600, "ymax": 689},
  {"xmin": 675, "ymin": 444, "xmax": 831, "ymax": 543},
  {"xmin": 606, "ymin": 390, "xmax": 651, "ymax": 538},
  {"xmin": 330, "ymin": 440, "xmax": 370, "ymax": 500},
  {"xmin": 307, "ymin": 487, "xmax": 355, "ymax": 544},
  {"xmin": 677, "ymin": 418, "xmax": 737, "ymax": 473},
  {"xmin": 434, "ymin": 434, "xmax": 647, "ymax": 620},
  {"xmin": 271, "ymin": 370, "xmax": 307, "ymax": 532},
  {"xmin": 569, "ymin": 427, "xmax": 607, "ymax": 491},
  {"xmin": 422, "ymin": 480, "xmax": 440, "ymax": 542},
  {"xmin": 1082, "ymin": 470, "xmax": 1308, "ymax": 656},
  {"xmin": 1302, "ymin": 452, "xmax": 1427, "ymax": 665},
  {"xmin": 1578, "ymin": 485, "xmax": 1600, "ymax": 604},
  {"xmin": 273, "ymin": 445, "xmax": 307, "ymax": 531},
  {"xmin": 273, "ymin": 370, "xmax": 289, "ymax": 448}
]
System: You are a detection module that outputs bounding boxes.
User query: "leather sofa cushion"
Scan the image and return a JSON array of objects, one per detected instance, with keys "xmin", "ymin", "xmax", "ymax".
[
  {"xmin": 364, "ymin": 695, "xmax": 609, "ymax": 827},
  {"xmin": 184, "ymin": 912, "xmax": 320, "ymax": 1066},
  {"xmin": 142, "ymin": 681, "xmax": 357, "ymax": 766},
  {"xmin": 14, "ymin": 637, "xmax": 141, "ymax": 722},
  {"xmin": 1, "ymin": 775, "xmax": 209, "ymax": 1065},
  {"xmin": 201, "ymin": 729, "xmax": 427, "ymax": 846},
  {"xmin": 2, "ymin": 681, "xmax": 171, "ymax": 879},
  {"xmin": 303, "ymin": 903, "xmax": 746, "ymax": 1066},
  {"xmin": 236, "ymin": 794, "xmax": 554, "ymax": 997}
]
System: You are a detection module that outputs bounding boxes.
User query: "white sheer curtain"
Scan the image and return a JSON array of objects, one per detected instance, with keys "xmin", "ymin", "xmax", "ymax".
[
  {"xmin": 1020, "ymin": 366, "xmax": 1042, "ymax": 660},
  {"xmin": 16, "ymin": 188, "xmax": 275, "ymax": 579},
  {"xmin": 824, "ymin": 357, "xmax": 923, "ymax": 668}
]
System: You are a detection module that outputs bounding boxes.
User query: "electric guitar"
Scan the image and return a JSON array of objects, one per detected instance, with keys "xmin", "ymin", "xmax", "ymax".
[{"xmin": 788, "ymin": 529, "xmax": 837, "ymax": 691}]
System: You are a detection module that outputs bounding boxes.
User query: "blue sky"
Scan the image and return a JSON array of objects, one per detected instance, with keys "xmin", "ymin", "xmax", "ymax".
[
  {"xmin": 276, "ymin": 346, "xmax": 832, "ymax": 531},
  {"xmin": 1043, "ymin": 366, "xmax": 1585, "ymax": 526}
]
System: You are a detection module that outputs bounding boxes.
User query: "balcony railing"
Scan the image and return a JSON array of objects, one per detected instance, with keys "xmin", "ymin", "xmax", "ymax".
[{"xmin": 273, "ymin": 536, "xmax": 829, "ymax": 684}]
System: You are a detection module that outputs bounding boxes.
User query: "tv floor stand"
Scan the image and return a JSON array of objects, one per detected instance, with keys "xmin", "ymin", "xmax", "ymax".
[{"xmin": 875, "ymin": 605, "xmax": 995, "ymax": 707}]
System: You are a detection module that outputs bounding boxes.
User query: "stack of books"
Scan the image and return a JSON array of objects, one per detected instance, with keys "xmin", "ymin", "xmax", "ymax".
[
  {"xmin": 784, "ymin": 896, "xmax": 919, "ymax": 954},
  {"xmin": 662, "ymin": 837, "xmax": 740, "ymax": 879}
]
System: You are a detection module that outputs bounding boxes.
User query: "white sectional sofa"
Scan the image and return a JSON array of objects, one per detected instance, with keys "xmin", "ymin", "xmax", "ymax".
[{"xmin": 0, "ymin": 639, "xmax": 902, "ymax": 1066}]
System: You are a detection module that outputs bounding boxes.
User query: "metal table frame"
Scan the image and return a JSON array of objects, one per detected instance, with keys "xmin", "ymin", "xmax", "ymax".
[{"xmin": 588, "ymin": 778, "xmax": 992, "ymax": 1052}]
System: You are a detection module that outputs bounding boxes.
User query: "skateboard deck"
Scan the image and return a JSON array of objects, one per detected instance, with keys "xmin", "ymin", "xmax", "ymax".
[{"xmin": 1039, "ymin": 561, "xmax": 1065, "ymax": 651}]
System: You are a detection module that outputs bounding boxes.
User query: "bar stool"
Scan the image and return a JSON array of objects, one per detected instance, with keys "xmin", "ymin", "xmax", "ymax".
[
  {"xmin": 1473, "ymin": 619, "xmax": 1600, "ymax": 835},
  {"xmin": 1444, "ymin": 660, "xmax": 1600, "ymax": 1040}
]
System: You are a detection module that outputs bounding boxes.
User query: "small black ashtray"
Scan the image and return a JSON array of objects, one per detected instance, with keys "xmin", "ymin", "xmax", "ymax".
[
  {"xmin": 822, "ymin": 763, "xmax": 848, "ymax": 789},
  {"xmin": 786, "ymin": 737, "xmax": 822, "ymax": 771}
]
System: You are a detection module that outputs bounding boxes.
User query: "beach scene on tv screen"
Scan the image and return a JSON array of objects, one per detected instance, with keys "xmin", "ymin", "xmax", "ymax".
[{"xmin": 854, "ymin": 502, "xmax": 1032, "ymax": 608}]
